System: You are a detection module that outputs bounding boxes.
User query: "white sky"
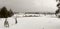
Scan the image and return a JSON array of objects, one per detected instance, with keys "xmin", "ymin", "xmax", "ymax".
[{"xmin": 0, "ymin": 0, "xmax": 57, "ymax": 12}]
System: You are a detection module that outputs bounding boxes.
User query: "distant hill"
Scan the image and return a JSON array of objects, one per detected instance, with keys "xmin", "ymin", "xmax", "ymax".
[{"xmin": 24, "ymin": 12, "xmax": 55, "ymax": 14}]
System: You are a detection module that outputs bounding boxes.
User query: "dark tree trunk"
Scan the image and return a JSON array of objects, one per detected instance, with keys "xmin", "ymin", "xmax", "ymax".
[
  {"xmin": 4, "ymin": 18, "xmax": 9, "ymax": 27},
  {"xmin": 15, "ymin": 17, "xmax": 17, "ymax": 24}
]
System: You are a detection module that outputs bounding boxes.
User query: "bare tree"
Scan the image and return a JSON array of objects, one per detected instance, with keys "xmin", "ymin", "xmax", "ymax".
[{"xmin": 55, "ymin": 0, "xmax": 60, "ymax": 18}]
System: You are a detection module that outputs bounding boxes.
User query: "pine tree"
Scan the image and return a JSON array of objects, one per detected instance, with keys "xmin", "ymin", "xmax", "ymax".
[
  {"xmin": 0, "ymin": 7, "xmax": 9, "ymax": 18},
  {"xmin": 8, "ymin": 9, "xmax": 14, "ymax": 17}
]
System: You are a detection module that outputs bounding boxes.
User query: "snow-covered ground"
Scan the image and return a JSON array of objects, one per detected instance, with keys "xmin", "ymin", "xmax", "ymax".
[{"xmin": 0, "ymin": 14, "xmax": 60, "ymax": 29}]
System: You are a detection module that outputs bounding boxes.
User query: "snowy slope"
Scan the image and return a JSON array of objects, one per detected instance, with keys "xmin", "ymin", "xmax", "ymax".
[{"xmin": 0, "ymin": 14, "xmax": 60, "ymax": 29}]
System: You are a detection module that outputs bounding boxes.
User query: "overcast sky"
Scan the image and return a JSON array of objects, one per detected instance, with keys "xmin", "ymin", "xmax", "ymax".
[{"xmin": 0, "ymin": 0, "xmax": 57, "ymax": 12}]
